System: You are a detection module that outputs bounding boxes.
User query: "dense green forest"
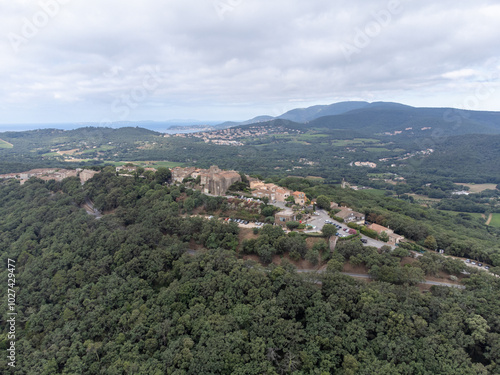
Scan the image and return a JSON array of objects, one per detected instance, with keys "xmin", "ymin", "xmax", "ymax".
[{"xmin": 2, "ymin": 172, "xmax": 500, "ymax": 373}]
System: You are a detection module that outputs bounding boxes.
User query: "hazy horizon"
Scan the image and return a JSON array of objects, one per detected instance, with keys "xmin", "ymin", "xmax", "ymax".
[
  {"xmin": 2, "ymin": 98, "xmax": 500, "ymax": 133},
  {"xmin": 1, "ymin": 1, "xmax": 499, "ymax": 124}
]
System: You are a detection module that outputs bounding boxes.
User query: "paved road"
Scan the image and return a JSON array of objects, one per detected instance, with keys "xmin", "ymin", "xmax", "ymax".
[
  {"xmin": 83, "ymin": 197, "xmax": 102, "ymax": 219},
  {"xmin": 425, "ymin": 280, "xmax": 465, "ymax": 288},
  {"xmin": 297, "ymin": 269, "xmax": 465, "ymax": 288}
]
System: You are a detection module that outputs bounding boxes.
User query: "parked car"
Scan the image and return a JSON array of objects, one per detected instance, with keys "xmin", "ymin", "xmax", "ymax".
[
  {"xmin": 485, "ymin": 266, "xmax": 490, "ymax": 270},
  {"xmin": 361, "ymin": 239, "xmax": 368, "ymax": 244},
  {"xmin": 466, "ymin": 259, "xmax": 471, "ymax": 263},
  {"xmin": 472, "ymin": 262, "xmax": 476, "ymax": 265},
  {"xmin": 478, "ymin": 263, "xmax": 483, "ymax": 267}
]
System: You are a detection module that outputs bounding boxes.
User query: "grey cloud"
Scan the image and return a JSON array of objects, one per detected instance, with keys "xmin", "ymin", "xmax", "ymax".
[{"xmin": 0, "ymin": 0, "xmax": 499, "ymax": 123}]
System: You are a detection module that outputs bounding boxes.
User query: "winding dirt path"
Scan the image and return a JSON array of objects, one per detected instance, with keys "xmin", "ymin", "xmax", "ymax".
[
  {"xmin": 486, "ymin": 213, "xmax": 493, "ymax": 226},
  {"xmin": 0, "ymin": 138, "xmax": 13, "ymax": 147}
]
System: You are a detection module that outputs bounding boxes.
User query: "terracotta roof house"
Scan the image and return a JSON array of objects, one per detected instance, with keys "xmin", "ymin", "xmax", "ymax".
[
  {"xmin": 252, "ymin": 188, "xmax": 275, "ymax": 201},
  {"xmin": 275, "ymin": 187, "xmax": 292, "ymax": 202},
  {"xmin": 336, "ymin": 208, "xmax": 365, "ymax": 225},
  {"xmin": 250, "ymin": 181, "xmax": 292, "ymax": 202},
  {"xmin": 292, "ymin": 191, "xmax": 306, "ymax": 206},
  {"xmin": 249, "ymin": 179, "xmax": 266, "ymax": 190},
  {"xmin": 367, "ymin": 223, "xmax": 404, "ymax": 245}
]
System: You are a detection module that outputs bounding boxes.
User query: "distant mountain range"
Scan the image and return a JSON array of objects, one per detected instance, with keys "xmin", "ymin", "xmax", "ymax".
[
  {"xmin": 218, "ymin": 101, "xmax": 407, "ymax": 125},
  {"xmin": 221, "ymin": 101, "xmax": 500, "ymax": 137},
  {"xmin": 2, "ymin": 101, "xmax": 499, "ymax": 136}
]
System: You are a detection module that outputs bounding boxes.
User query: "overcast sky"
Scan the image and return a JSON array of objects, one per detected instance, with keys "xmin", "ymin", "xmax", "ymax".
[{"xmin": 1, "ymin": 0, "xmax": 500, "ymax": 125}]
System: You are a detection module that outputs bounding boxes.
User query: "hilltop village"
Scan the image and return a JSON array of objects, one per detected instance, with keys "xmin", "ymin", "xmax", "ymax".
[
  {"xmin": 167, "ymin": 166, "xmax": 405, "ymax": 246},
  {"xmin": 0, "ymin": 164, "xmax": 408, "ymax": 247}
]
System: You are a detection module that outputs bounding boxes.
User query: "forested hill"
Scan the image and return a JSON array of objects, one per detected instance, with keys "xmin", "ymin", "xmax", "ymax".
[
  {"xmin": 276, "ymin": 101, "xmax": 372, "ymax": 122},
  {"xmin": 224, "ymin": 102, "xmax": 500, "ymax": 137},
  {"xmin": 0, "ymin": 126, "xmax": 159, "ymax": 150},
  {"xmin": 416, "ymin": 134, "xmax": 500, "ymax": 183},
  {"xmin": 306, "ymin": 107, "xmax": 500, "ymax": 137},
  {"xmin": 0, "ymin": 126, "xmax": 161, "ymax": 174},
  {"xmin": 1, "ymin": 173, "xmax": 500, "ymax": 373}
]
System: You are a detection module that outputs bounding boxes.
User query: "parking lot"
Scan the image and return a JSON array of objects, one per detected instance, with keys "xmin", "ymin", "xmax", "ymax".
[
  {"xmin": 225, "ymin": 217, "xmax": 264, "ymax": 229},
  {"xmin": 200, "ymin": 204, "xmax": 395, "ymax": 249},
  {"xmin": 306, "ymin": 209, "xmax": 395, "ymax": 249}
]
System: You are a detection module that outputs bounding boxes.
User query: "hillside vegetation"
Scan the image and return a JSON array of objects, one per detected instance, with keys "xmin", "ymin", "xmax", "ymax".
[{"xmin": 2, "ymin": 172, "xmax": 500, "ymax": 373}]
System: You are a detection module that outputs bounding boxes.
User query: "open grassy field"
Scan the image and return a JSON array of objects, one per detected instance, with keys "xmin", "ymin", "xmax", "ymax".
[
  {"xmin": 296, "ymin": 134, "xmax": 329, "ymax": 141},
  {"xmin": 364, "ymin": 147, "xmax": 391, "ymax": 152},
  {"xmin": 42, "ymin": 152, "xmax": 62, "ymax": 157},
  {"xmin": 409, "ymin": 194, "xmax": 442, "ymax": 202},
  {"xmin": 147, "ymin": 161, "xmax": 185, "ymax": 168},
  {"xmin": 460, "ymin": 183, "xmax": 498, "ymax": 193},
  {"xmin": 441, "ymin": 211, "xmax": 485, "ymax": 221},
  {"xmin": 330, "ymin": 138, "xmax": 381, "ymax": 147},
  {"xmin": 489, "ymin": 213, "xmax": 500, "ymax": 228},
  {"xmin": 364, "ymin": 189, "xmax": 387, "ymax": 196},
  {"xmin": 0, "ymin": 139, "xmax": 13, "ymax": 148},
  {"xmin": 80, "ymin": 145, "xmax": 115, "ymax": 154}
]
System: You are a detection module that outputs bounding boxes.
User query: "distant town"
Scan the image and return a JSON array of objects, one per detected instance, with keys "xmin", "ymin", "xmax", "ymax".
[{"xmin": 165, "ymin": 124, "xmax": 304, "ymax": 146}]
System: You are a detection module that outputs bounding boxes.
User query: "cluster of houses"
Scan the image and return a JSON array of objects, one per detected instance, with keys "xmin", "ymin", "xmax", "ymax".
[
  {"xmin": 0, "ymin": 168, "xmax": 100, "ymax": 185},
  {"xmin": 165, "ymin": 124, "xmax": 304, "ymax": 146},
  {"xmin": 171, "ymin": 166, "xmax": 311, "ymax": 201},
  {"xmin": 249, "ymin": 179, "xmax": 307, "ymax": 205},
  {"xmin": 354, "ymin": 161, "xmax": 377, "ymax": 168},
  {"xmin": 383, "ymin": 127, "xmax": 433, "ymax": 137},
  {"xmin": 171, "ymin": 165, "xmax": 242, "ymax": 196},
  {"xmin": 274, "ymin": 198, "xmax": 404, "ymax": 245},
  {"xmin": 332, "ymin": 202, "xmax": 404, "ymax": 245}
]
